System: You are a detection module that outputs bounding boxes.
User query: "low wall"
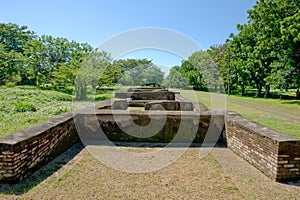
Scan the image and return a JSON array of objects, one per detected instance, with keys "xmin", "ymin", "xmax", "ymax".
[
  {"xmin": 144, "ymin": 101, "xmax": 194, "ymax": 111},
  {"xmin": 115, "ymin": 91, "xmax": 175, "ymax": 100},
  {"xmin": 75, "ymin": 110, "xmax": 224, "ymax": 144},
  {"xmin": 0, "ymin": 112, "xmax": 78, "ymax": 182},
  {"xmin": 225, "ymin": 111, "xmax": 300, "ymax": 181},
  {"xmin": 127, "ymin": 88, "xmax": 167, "ymax": 92}
]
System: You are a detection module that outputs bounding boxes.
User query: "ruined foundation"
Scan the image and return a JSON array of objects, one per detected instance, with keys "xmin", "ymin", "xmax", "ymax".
[{"xmin": 0, "ymin": 88, "xmax": 299, "ymax": 182}]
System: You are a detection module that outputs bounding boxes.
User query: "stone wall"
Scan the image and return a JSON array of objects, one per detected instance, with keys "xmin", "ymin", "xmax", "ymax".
[
  {"xmin": 225, "ymin": 111, "xmax": 300, "ymax": 181},
  {"xmin": 75, "ymin": 110, "xmax": 224, "ymax": 144},
  {"xmin": 144, "ymin": 100, "xmax": 194, "ymax": 111},
  {"xmin": 0, "ymin": 112, "xmax": 78, "ymax": 182},
  {"xmin": 115, "ymin": 90, "xmax": 175, "ymax": 100}
]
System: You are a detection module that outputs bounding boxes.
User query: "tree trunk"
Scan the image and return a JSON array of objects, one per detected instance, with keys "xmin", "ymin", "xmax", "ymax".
[
  {"xmin": 219, "ymin": 84, "xmax": 224, "ymax": 93},
  {"xmin": 264, "ymin": 85, "xmax": 271, "ymax": 98},
  {"xmin": 33, "ymin": 71, "xmax": 38, "ymax": 86},
  {"xmin": 75, "ymin": 82, "xmax": 87, "ymax": 100},
  {"xmin": 256, "ymin": 84, "xmax": 262, "ymax": 97},
  {"xmin": 296, "ymin": 88, "xmax": 300, "ymax": 99},
  {"xmin": 80, "ymin": 84, "xmax": 87, "ymax": 100},
  {"xmin": 241, "ymin": 84, "xmax": 245, "ymax": 96}
]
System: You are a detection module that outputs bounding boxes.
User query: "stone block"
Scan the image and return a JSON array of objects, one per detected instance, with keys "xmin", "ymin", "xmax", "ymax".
[
  {"xmin": 180, "ymin": 102, "xmax": 194, "ymax": 111},
  {"xmin": 112, "ymin": 99, "xmax": 128, "ymax": 110},
  {"xmin": 115, "ymin": 91, "xmax": 175, "ymax": 100},
  {"xmin": 144, "ymin": 101, "xmax": 194, "ymax": 111}
]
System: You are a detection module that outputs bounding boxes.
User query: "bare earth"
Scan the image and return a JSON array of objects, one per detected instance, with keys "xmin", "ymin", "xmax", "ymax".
[{"xmin": 0, "ymin": 142, "xmax": 299, "ymax": 200}]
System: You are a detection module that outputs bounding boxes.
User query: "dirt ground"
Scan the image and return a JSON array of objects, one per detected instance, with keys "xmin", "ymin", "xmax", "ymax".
[{"xmin": 0, "ymin": 142, "xmax": 299, "ymax": 200}]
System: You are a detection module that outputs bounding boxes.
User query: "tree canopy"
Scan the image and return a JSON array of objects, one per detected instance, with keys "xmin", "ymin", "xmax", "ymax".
[
  {"xmin": 1, "ymin": 0, "xmax": 300, "ymax": 100},
  {"xmin": 228, "ymin": 0, "xmax": 300, "ymax": 97},
  {"xmin": 169, "ymin": 0, "xmax": 300, "ymax": 98}
]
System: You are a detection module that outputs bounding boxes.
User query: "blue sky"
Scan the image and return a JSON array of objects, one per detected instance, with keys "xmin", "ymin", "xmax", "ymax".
[{"xmin": 0, "ymin": 0, "xmax": 256, "ymax": 71}]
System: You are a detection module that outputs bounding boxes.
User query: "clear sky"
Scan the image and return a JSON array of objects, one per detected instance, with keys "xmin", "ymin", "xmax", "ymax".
[{"xmin": 0, "ymin": 0, "xmax": 256, "ymax": 71}]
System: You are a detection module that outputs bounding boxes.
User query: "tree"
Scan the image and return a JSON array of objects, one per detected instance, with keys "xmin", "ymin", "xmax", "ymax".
[
  {"xmin": 280, "ymin": 9, "xmax": 300, "ymax": 89},
  {"xmin": 208, "ymin": 44, "xmax": 234, "ymax": 94},
  {"xmin": 74, "ymin": 50, "xmax": 111, "ymax": 99},
  {"xmin": 227, "ymin": 0, "xmax": 299, "ymax": 97},
  {"xmin": 0, "ymin": 23, "xmax": 35, "ymax": 84},
  {"xmin": 23, "ymin": 39, "xmax": 51, "ymax": 85},
  {"xmin": 141, "ymin": 65, "xmax": 164, "ymax": 85},
  {"xmin": 163, "ymin": 66, "xmax": 189, "ymax": 89},
  {"xmin": 229, "ymin": 24, "xmax": 259, "ymax": 96},
  {"xmin": 188, "ymin": 51, "xmax": 223, "ymax": 92},
  {"xmin": 23, "ymin": 35, "xmax": 93, "ymax": 86},
  {"xmin": 113, "ymin": 58, "xmax": 159, "ymax": 86},
  {"xmin": 0, "ymin": 44, "xmax": 24, "ymax": 84},
  {"xmin": 179, "ymin": 60, "xmax": 205, "ymax": 90},
  {"xmin": 0, "ymin": 23, "xmax": 35, "ymax": 53},
  {"xmin": 98, "ymin": 63, "xmax": 123, "ymax": 87},
  {"xmin": 50, "ymin": 41, "xmax": 92, "ymax": 88}
]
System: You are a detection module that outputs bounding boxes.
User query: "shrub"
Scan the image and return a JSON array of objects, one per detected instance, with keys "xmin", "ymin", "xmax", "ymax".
[{"xmin": 15, "ymin": 101, "xmax": 37, "ymax": 112}]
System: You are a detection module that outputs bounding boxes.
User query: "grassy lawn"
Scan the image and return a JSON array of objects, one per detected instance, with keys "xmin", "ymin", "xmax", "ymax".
[
  {"xmin": 179, "ymin": 89, "xmax": 300, "ymax": 139},
  {"xmin": 0, "ymin": 86, "xmax": 112, "ymax": 138}
]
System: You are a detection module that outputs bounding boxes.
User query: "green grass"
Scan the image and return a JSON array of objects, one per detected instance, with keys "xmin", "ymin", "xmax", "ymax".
[
  {"xmin": 128, "ymin": 107, "xmax": 145, "ymax": 111},
  {"xmin": 1, "ymin": 86, "xmax": 299, "ymax": 139},
  {"xmin": 179, "ymin": 89, "xmax": 300, "ymax": 139},
  {"xmin": 0, "ymin": 86, "xmax": 112, "ymax": 138}
]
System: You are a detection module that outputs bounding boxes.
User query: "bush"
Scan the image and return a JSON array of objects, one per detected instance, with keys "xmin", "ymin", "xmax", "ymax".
[
  {"xmin": 15, "ymin": 101, "xmax": 37, "ymax": 112},
  {"xmin": 5, "ymin": 82, "xmax": 17, "ymax": 87}
]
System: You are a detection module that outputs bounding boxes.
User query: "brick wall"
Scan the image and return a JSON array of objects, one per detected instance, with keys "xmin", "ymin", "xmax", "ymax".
[
  {"xmin": 225, "ymin": 111, "xmax": 300, "ymax": 181},
  {"xmin": 0, "ymin": 112, "xmax": 78, "ymax": 182}
]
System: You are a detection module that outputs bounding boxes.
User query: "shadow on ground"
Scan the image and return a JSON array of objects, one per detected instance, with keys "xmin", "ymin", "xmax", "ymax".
[
  {"xmin": 281, "ymin": 100, "xmax": 300, "ymax": 105},
  {"xmin": 0, "ymin": 142, "xmax": 84, "ymax": 195}
]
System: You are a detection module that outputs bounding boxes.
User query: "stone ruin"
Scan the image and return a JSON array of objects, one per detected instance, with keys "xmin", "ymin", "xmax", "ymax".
[
  {"xmin": 77, "ymin": 88, "xmax": 223, "ymax": 144},
  {"xmin": 0, "ymin": 88, "xmax": 299, "ymax": 183}
]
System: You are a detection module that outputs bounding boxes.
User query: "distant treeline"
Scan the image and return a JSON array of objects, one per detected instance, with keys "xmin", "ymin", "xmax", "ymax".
[
  {"xmin": 0, "ymin": 23, "xmax": 164, "ymax": 99},
  {"xmin": 163, "ymin": 0, "xmax": 300, "ymax": 97},
  {"xmin": 1, "ymin": 0, "xmax": 299, "ymax": 99}
]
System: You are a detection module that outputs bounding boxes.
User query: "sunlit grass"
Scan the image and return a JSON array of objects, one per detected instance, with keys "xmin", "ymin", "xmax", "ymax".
[
  {"xmin": 178, "ymin": 89, "xmax": 300, "ymax": 139},
  {"xmin": 0, "ymin": 86, "xmax": 112, "ymax": 138},
  {"xmin": 128, "ymin": 107, "xmax": 145, "ymax": 111}
]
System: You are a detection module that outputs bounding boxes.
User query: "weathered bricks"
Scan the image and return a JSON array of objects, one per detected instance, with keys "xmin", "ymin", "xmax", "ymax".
[
  {"xmin": 0, "ymin": 112, "xmax": 78, "ymax": 183},
  {"xmin": 225, "ymin": 111, "xmax": 300, "ymax": 182}
]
